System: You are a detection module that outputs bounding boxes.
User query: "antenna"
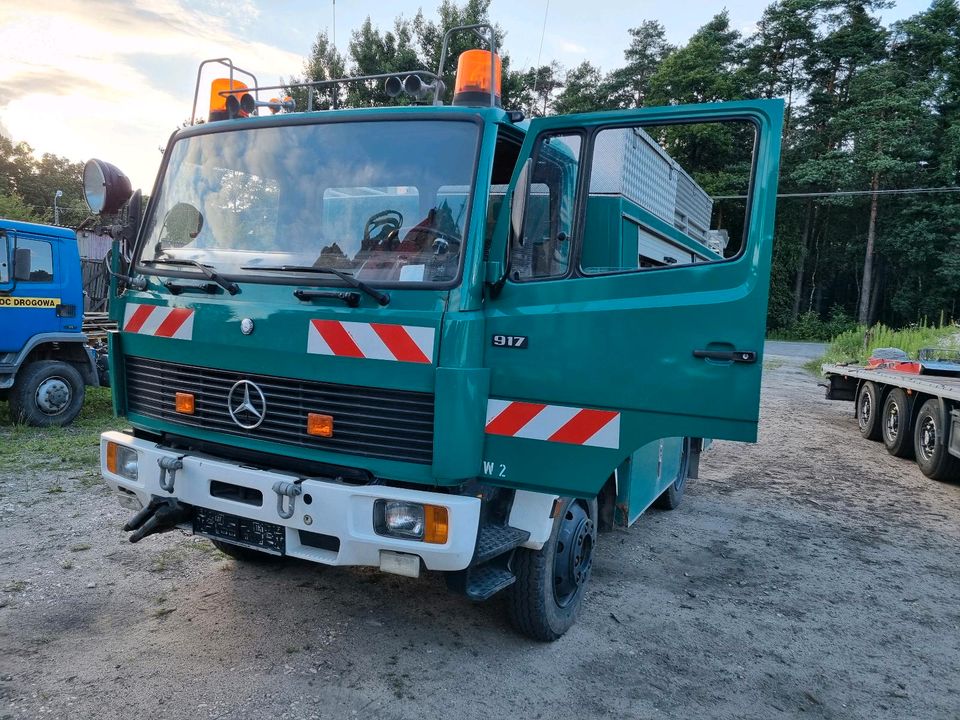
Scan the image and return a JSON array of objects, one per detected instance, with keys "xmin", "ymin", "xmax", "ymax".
[{"xmin": 531, "ymin": 0, "xmax": 550, "ymax": 116}]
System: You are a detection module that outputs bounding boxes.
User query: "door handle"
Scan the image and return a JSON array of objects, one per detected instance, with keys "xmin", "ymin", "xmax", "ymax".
[{"xmin": 693, "ymin": 349, "xmax": 757, "ymax": 363}]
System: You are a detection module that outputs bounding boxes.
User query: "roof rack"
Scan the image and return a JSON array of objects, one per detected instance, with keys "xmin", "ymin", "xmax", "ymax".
[{"xmin": 189, "ymin": 24, "xmax": 500, "ymax": 125}]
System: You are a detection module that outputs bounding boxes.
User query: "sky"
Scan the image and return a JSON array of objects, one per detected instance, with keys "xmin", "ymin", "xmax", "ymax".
[{"xmin": 0, "ymin": 0, "xmax": 933, "ymax": 192}]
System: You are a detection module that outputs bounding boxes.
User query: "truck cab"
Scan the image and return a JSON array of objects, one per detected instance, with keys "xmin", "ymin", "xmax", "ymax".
[
  {"xmin": 0, "ymin": 219, "xmax": 100, "ymax": 425},
  {"xmin": 95, "ymin": 29, "xmax": 783, "ymax": 640}
]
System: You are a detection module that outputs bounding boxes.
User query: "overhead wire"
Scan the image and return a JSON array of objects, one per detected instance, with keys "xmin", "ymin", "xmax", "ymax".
[{"xmin": 713, "ymin": 186, "xmax": 960, "ymax": 200}]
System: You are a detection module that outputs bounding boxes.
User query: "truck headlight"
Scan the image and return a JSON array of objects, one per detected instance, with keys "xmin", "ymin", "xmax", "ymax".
[
  {"xmin": 105, "ymin": 441, "xmax": 139, "ymax": 481},
  {"xmin": 374, "ymin": 500, "xmax": 448, "ymax": 544}
]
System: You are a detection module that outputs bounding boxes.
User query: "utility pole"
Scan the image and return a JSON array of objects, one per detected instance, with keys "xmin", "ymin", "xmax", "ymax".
[{"xmin": 53, "ymin": 190, "xmax": 63, "ymax": 225}]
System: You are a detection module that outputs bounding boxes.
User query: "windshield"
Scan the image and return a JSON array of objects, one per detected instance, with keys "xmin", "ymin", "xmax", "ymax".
[{"xmin": 137, "ymin": 119, "xmax": 480, "ymax": 285}]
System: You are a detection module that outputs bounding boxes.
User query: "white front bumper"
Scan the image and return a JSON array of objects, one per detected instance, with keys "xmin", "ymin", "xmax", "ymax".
[{"xmin": 100, "ymin": 431, "xmax": 481, "ymax": 571}]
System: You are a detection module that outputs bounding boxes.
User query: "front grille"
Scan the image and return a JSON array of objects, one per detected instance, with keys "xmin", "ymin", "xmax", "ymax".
[{"xmin": 125, "ymin": 356, "xmax": 435, "ymax": 464}]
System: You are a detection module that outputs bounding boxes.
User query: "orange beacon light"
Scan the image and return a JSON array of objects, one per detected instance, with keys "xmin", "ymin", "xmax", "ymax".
[{"xmin": 452, "ymin": 49, "xmax": 501, "ymax": 107}]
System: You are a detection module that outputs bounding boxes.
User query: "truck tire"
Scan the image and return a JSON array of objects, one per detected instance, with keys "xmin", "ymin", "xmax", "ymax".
[
  {"xmin": 881, "ymin": 388, "xmax": 914, "ymax": 458},
  {"xmin": 654, "ymin": 438, "xmax": 691, "ymax": 510},
  {"xmin": 913, "ymin": 399, "xmax": 960, "ymax": 482},
  {"xmin": 857, "ymin": 382, "xmax": 883, "ymax": 441},
  {"xmin": 9, "ymin": 360, "xmax": 85, "ymax": 427},
  {"xmin": 211, "ymin": 539, "xmax": 284, "ymax": 563},
  {"xmin": 508, "ymin": 497, "xmax": 596, "ymax": 641}
]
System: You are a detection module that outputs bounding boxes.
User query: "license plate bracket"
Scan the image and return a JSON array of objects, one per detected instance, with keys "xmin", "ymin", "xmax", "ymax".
[{"xmin": 193, "ymin": 507, "xmax": 285, "ymax": 555}]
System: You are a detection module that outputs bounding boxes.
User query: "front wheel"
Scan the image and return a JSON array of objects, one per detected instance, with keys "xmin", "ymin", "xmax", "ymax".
[
  {"xmin": 8, "ymin": 360, "xmax": 85, "ymax": 427},
  {"xmin": 508, "ymin": 497, "xmax": 597, "ymax": 641}
]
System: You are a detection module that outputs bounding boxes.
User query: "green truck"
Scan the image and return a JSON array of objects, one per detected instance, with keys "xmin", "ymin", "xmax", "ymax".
[{"xmin": 91, "ymin": 26, "xmax": 783, "ymax": 640}]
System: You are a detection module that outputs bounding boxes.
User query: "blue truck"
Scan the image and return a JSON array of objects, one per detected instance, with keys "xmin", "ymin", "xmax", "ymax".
[{"xmin": 0, "ymin": 219, "xmax": 103, "ymax": 426}]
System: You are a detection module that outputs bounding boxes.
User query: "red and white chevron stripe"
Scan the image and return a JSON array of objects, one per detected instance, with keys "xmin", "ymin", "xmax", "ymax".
[
  {"xmin": 122, "ymin": 304, "xmax": 194, "ymax": 340},
  {"xmin": 307, "ymin": 320, "xmax": 435, "ymax": 364},
  {"xmin": 485, "ymin": 399, "xmax": 621, "ymax": 449}
]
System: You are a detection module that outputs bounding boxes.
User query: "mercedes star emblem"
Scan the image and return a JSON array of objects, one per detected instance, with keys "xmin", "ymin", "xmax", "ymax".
[
  {"xmin": 227, "ymin": 380, "xmax": 267, "ymax": 429},
  {"xmin": 240, "ymin": 318, "xmax": 254, "ymax": 335}
]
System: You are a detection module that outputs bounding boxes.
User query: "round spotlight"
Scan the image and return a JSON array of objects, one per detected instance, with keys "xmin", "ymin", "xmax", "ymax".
[{"xmin": 82, "ymin": 159, "xmax": 131, "ymax": 215}]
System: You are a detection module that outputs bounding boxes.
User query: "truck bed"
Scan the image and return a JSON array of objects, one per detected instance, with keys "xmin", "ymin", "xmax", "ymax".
[{"xmin": 822, "ymin": 363, "xmax": 960, "ymax": 402}]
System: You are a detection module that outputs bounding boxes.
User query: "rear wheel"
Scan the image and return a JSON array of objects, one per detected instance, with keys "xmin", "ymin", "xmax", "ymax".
[
  {"xmin": 654, "ymin": 438, "xmax": 691, "ymax": 510},
  {"xmin": 9, "ymin": 360, "xmax": 85, "ymax": 427},
  {"xmin": 857, "ymin": 382, "xmax": 883, "ymax": 441},
  {"xmin": 508, "ymin": 497, "xmax": 597, "ymax": 641},
  {"xmin": 881, "ymin": 388, "xmax": 914, "ymax": 458},
  {"xmin": 913, "ymin": 399, "xmax": 960, "ymax": 482},
  {"xmin": 211, "ymin": 539, "xmax": 284, "ymax": 562}
]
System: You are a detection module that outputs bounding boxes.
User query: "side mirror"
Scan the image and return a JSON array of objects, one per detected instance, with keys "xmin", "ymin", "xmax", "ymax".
[
  {"xmin": 120, "ymin": 189, "xmax": 143, "ymax": 270},
  {"xmin": 83, "ymin": 158, "xmax": 132, "ymax": 215},
  {"xmin": 14, "ymin": 247, "xmax": 31, "ymax": 281},
  {"xmin": 510, "ymin": 158, "xmax": 532, "ymax": 248}
]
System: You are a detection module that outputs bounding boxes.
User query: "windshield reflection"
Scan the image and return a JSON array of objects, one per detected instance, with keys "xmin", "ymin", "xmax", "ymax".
[{"xmin": 138, "ymin": 120, "xmax": 480, "ymax": 285}]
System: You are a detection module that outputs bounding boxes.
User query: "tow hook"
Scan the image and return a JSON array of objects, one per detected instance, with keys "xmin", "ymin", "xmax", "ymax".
[
  {"xmin": 273, "ymin": 480, "xmax": 302, "ymax": 519},
  {"xmin": 122, "ymin": 496, "xmax": 192, "ymax": 543},
  {"xmin": 157, "ymin": 455, "xmax": 184, "ymax": 493}
]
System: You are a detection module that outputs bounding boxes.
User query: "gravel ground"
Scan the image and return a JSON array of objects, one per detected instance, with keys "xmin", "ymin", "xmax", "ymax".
[{"xmin": 1, "ymin": 352, "xmax": 959, "ymax": 720}]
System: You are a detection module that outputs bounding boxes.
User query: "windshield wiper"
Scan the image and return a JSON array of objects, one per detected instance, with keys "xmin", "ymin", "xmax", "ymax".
[
  {"xmin": 141, "ymin": 258, "xmax": 240, "ymax": 295},
  {"xmin": 242, "ymin": 265, "xmax": 390, "ymax": 306}
]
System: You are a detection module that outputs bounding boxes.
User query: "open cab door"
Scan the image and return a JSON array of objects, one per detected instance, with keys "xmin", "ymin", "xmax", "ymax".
[{"xmin": 482, "ymin": 99, "xmax": 784, "ymax": 497}]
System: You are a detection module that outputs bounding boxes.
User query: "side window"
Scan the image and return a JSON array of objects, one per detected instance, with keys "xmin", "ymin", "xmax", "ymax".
[
  {"xmin": 16, "ymin": 238, "xmax": 54, "ymax": 283},
  {"xmin": 485, "ymin": 130, "xmax": 523, "ymax": 260},
  {"xmin": 0, "ymin": 232, "xmax": 9, "ymax": 284},
  {"xmin": 580, "ymin": 121, "xmax": 756, "ymax": 274},
  {"xmin": 511, "ymin": 132, "xmax": 582, "ymax": 280}
]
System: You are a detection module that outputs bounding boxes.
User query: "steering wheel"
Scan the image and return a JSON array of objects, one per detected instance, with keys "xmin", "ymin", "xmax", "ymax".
[{"xmin": 363, "ymin": 209, "xmax": 403, "ymax": 249}]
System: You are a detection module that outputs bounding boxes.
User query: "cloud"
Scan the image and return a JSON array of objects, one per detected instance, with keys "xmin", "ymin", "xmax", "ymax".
[
  {"xmin": 558, "ymin": 40, "xmax": 588, "ymax": 55},
  {"xmin": 0, "ymin": 0, "xmax": 304, "ymax": 188}
]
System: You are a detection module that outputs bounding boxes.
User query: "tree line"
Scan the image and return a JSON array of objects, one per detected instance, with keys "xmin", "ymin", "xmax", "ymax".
[
  {"xmin": 293, "ymin": 0, "xmax": 960, "ymax": 333},
  {"xmin": 0, "ymin": 136, "xmax": 87, "ymax": 227},
  {"xmin": 1, "ymin": 0, "xmax": 956, "ymax": 333}
]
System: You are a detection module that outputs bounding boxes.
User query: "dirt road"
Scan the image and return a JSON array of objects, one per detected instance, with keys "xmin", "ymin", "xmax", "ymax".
[{"xmin": 2, "ymin": 353, "xmax": 959, "ymax": 719}]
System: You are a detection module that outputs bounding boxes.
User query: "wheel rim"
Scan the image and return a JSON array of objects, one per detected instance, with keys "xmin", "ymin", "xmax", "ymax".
[
  {"xmin": 35, "ymin": 376, "xmax": 72, "ymax": 415},
  {"xmin": 858, "ymin": 392, "xmax": 872, "ymax": 429},
  {"xmin": 553, "ymin": 502, "xmax": 594, "ymax": 608},
  {"xmin": 885, "ymin": 401, "xmax": 900, "ymax": 441},
  {"xmin": 918, "ymin": 416, "xmax": 937, "ymax": 462}
]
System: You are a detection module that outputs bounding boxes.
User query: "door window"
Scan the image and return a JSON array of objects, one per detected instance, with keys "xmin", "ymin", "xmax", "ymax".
[
  {"xmin": 0, "ymin": 232, "xmax": 9, "ymax": 284},
  {"xmin": 580, "ymin": 121, "xmax": 757, "ymax": 274},
  {"xmin": 510, "ymin": 132, "xmax": 582, "ymax": 280},
  {"xmin": 16, "ymin": 238, "xmax": 54, "ymax": 282}
]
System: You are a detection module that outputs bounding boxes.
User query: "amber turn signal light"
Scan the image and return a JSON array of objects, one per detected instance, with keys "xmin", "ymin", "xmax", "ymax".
[
  {"xmin": 424, "ymin": 505, "xmax": 449, "ymax": 544},
  {"xmin": 175, "ymin": 392, "xmax": 195, "ymax": 414},
  {"xmin": 307, "ymin": 413, "xmax": 334, "ymax": 437},
  {"xmin": 105, "ymin": 440, "xmax": 118, "ymax": 474}
]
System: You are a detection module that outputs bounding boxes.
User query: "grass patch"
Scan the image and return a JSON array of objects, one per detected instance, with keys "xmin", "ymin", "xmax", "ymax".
[
  {"xmin": 150, "ymin": 548, "xmax": 184, "ymax": 574},
  {"xmin": 69, "ymin": 543, "xmax": 92, "ymax": 552},
  {"xmin": 808, "ymin": 322, "xmax": 960, "ymax": 374},
  {"xmin": 0, "ymin": 387, "xmax": 120, "ymax": 474},
  {"xmin": 763, "ymin": 358, "xmax": 786, "ymax": 371}
]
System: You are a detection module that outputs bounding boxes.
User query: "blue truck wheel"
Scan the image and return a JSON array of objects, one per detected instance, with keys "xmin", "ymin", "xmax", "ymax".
[{"xmin": 9, "ymin": 360, "xmax": 85, "ymax": 427}]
